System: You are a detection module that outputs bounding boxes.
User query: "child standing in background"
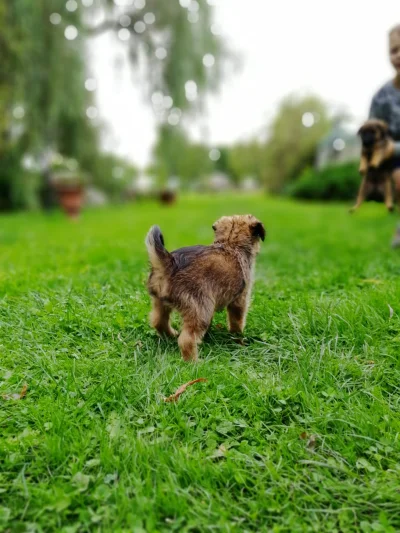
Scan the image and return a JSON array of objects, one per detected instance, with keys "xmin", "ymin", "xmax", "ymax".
[{"xmin": 368, "ymin": 25, "xmax": 400, "ymax": 246}]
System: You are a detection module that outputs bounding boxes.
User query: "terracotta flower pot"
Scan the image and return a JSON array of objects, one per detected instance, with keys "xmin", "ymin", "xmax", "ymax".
[{"xmin": 56, "ymin": 185, "xmax": 84, "ymax": 219}]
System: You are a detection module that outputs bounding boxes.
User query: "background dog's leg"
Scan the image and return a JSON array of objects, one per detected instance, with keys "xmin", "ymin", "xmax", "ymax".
[
  {"xmin": 350, "ymin": 178, "xmax": 367, "ymax": 213},
  {"xmin": 227, "ymin": 291, "xmax": 250, "ymax": 334},
  {"xmin": 150, "ymin": 297, "xmax": 176, "ymax": 337},
  {"xmin": 384, "ymin": 175, "xmax": 394, "ymax": 212},
  {"xmin": 178, "ymin": 307, "xmax": 213, "ymax": 362}
]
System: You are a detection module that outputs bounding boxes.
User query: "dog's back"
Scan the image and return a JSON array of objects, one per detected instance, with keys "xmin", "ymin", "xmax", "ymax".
[
  {"xmin": 171, "ymin": 245, "xmax": 245, "ymax": 310},
  {"xmin": 146, "ymin": 226, "xmax": 244, "ymax": 310}
]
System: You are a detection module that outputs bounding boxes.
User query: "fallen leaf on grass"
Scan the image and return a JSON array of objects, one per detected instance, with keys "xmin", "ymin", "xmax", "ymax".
[
  {"xmin": 208, "ymin": 444, "xmax": 227, "ymax": 460},
  {"xmin": 299, "ymin": 432, "xmax": 317, "ymax": 449},
  {"xmin": 359, "ymin": 279, "xmax": 383, "ymax": 285},
  {"xmin": 356, "ymin": 457, "xmax": 376, "ymax": 473},
  {"xmin": 163, "ymin": 378, "xmax": 207, "ymax": 403},
  {"xmin": 388, "ymin": 304, "xmax": 394, "ymax": 319},
  {"xmin": 2, "ymin": 384, "xmax": 28, "ymax": 401},
  {"xmin": 72, "ymin": 472, "xmax": 91, "ymax": 492},
  {"xmin": 106, "ymin": 412, "xmax": 121, "ymax": 440}
]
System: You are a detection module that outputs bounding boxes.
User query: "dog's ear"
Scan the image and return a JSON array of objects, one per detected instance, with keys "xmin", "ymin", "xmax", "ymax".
[
  {"xmin": 251, "ymin": 221, "xmax": 266, "ymax": 241},
  {"xmin": 212, "ymin": 217, "xmax": 225, "ymax": 232}
]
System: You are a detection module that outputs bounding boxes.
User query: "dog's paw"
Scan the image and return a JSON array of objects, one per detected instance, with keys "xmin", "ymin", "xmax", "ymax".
[
  {"xmin": 388, "ymin": 205, "xmax": 395, "ymax": 213},
  {"xmin": 349, "ymin": 207, "xmax": 356, "ymax": 214}
]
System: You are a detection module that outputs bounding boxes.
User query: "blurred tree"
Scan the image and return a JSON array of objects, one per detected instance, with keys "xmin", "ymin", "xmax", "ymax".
[
  {"xmin": 150, "ymin": 125, "xmax": 212, "ymax": 186},
  {"xmin": 89, "ymin": 0, "xmax": 229, "ymax": 187},
  {"xmin": 0, "ymin": 0, "xmax": 227, "ymax": 209},
  {"xmin": 86, "ymin": 153, "xmax": 138, "ymax": 200},
  {"xmin": 0, "ymin": 0, "xmax": 97, "ymax": 208},
  {"xmin": 262, "ymin": 95, "xmax": 332, "ymax": 193},
  {"xmin": 213, "ymin": 146, "xmax": 234, "ymax": 177},
  {"xmin": 228, "ymin": 140, "xmax": 265, "ymax": 184},
  {"xmin": 149, "ymin": 94, "xmax": 337, "ymax": 193},
  {"xmin": 88, "ymin": 0, "xmax": 226, "ymax": 112}
]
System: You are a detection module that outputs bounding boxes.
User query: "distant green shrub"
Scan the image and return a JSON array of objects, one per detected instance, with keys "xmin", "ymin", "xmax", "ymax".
[{"xmin": 287, "ymin": 162, "xmax": 360, "ymax": 201}]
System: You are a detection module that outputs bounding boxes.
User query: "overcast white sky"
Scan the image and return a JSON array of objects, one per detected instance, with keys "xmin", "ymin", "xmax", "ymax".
[{"xmin": 89, "ymin": 0, "xmax": 400, "ymax": 168}]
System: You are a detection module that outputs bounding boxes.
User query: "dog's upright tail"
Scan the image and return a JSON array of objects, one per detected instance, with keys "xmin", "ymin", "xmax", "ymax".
[{"xmin": 145, "ymin": 225, "xmax": 173, "ymax": 274}]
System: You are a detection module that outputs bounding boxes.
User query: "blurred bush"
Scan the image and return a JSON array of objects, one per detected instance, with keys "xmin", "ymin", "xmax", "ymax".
[{"xmin": 286, "ymin": 162, "xmax": 360, "ymax": 201}]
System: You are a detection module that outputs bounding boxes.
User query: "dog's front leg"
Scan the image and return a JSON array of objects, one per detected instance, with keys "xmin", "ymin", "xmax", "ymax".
[
  {"xmin": 370, "ymin": 148, "xmax": 384, "ymax": 169},
  {"xmin": 178, "ymin": 306, "xmax": 213, "ymax": 362},
  {"xmin": 384, "ymin": 175, "xmax": 394, "ymax": 212},
  {"xmin": 227, "ymin": 290, "xmax": 250, "ymax": 334},
  {"xmin": 349, "ymin": 177, "xmax": 367, "ymax": 213},
  {"xmin": 359, "ymin": 154, "xmax": 368, "ymax": 176}
]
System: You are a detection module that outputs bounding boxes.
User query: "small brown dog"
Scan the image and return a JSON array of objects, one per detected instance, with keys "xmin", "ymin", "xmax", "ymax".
[
  {"xmin": 145, "ymin": 215, "xmax": 266, "ymax": 362},
  {"xmin": 350, "ymin": 119, "xmax": 395, "ymax": 213}
]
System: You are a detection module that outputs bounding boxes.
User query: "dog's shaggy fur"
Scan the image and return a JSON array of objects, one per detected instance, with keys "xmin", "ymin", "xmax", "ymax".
[
  {"xmin": 351, "ymin": 119, "xmax": 395, "ymax": 213},
  {"xmin": 145, "ymin": 215, "xmax": 266, "ymax": 361}
]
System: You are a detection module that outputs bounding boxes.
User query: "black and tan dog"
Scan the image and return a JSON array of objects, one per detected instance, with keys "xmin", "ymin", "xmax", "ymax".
[
  {"xmin": 350, "ymin": 119, "xmax": 395, "ymax": 213},
  {"xmin": 145, "ymin": 215, "xmax": 265, "ymax": 362}
]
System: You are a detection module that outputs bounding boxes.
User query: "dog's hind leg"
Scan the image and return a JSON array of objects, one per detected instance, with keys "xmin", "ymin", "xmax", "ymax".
[
  {"xmin": 178, "ymin": 304, "xmax": 213, "ymax": 362},
  {"xmin": 150, "ymin": 297, "xmax": 177, "ymax": 337},
  {"xmin": 228, "ymin": 290, "xmax": 250, "ymax": 334}
]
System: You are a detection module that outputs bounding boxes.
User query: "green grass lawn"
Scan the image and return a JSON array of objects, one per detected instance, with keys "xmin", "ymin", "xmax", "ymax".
[{"xmin": 1, "ymin": 194, "xmax": 400, "ymax": 532}]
